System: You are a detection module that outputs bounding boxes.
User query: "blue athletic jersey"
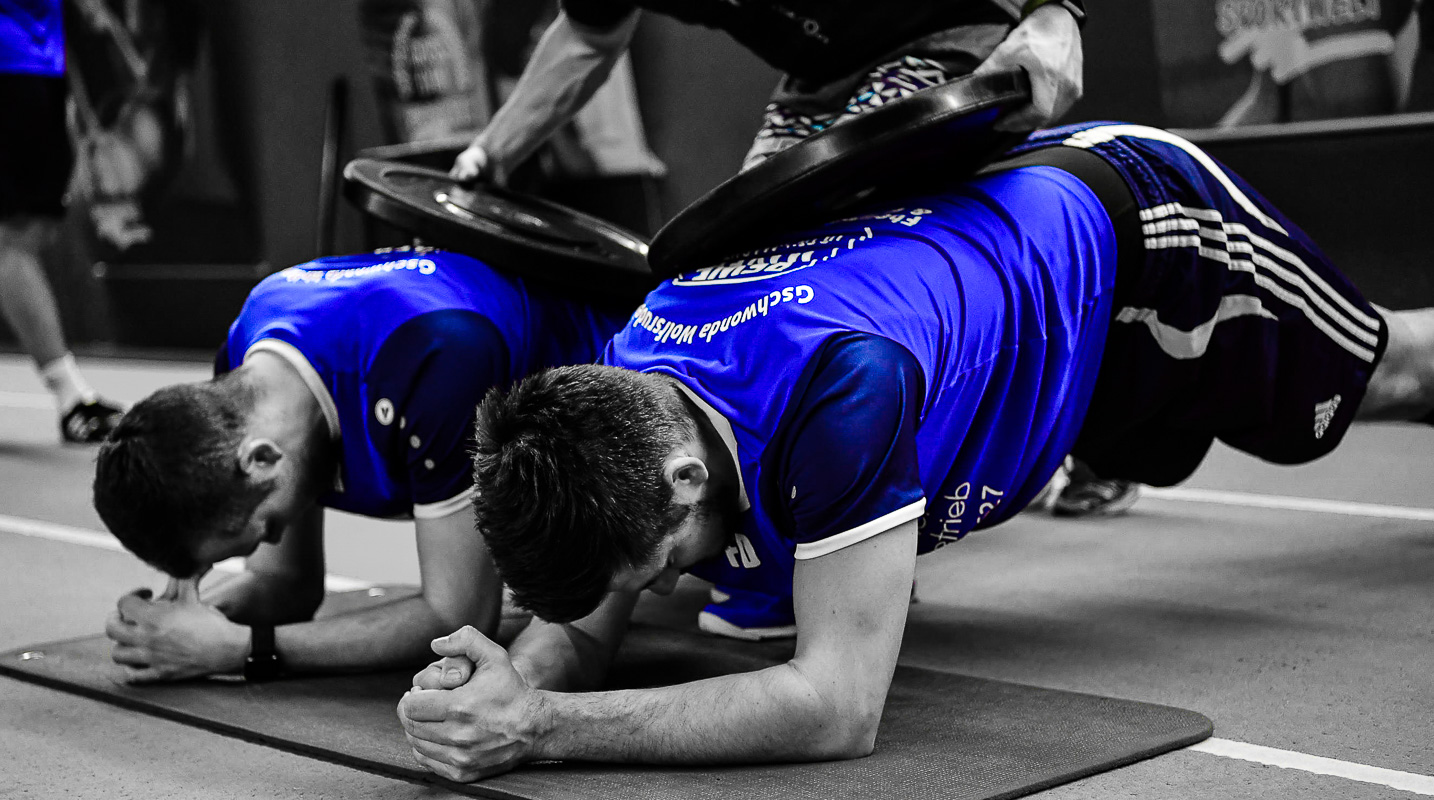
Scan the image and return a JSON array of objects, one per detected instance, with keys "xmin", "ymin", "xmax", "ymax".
[
  {"xmin": 220, "ymin": 249, "xmax": 628, "ymax": 520},
  {"xmin": 605, "ymin": 166, "xmax": 1117, "ymax": 596},
  {"xmin": 1, "ymin": 0, "xmax": 64, "ymax": 76}
]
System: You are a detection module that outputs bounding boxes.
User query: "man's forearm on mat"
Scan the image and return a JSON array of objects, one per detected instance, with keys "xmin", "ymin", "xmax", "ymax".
[
  {"xmin": 508, "ymin": 591, "xmax": 639, "ymax": 692},
  {"xmin": 274, "ymin": 594, "xmax": 485, "ymax": 674},
  {"xmin": 527, "ymin": 662, "xmax": 879, "ymax": 764}
]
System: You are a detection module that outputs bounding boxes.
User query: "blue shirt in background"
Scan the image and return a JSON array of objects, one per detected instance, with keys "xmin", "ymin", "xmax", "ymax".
[{"xmin": 1, "ymin": 0, "xmax": 65, "ymax": 76}]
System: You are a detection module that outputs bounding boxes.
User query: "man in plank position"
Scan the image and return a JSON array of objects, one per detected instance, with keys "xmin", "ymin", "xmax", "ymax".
[
  {"xmin": 92, "ymin": 248, "xmax": 629, "ymax": 683},
  {"xmin": 454, "ymin": 0, "xmax": 1097, "ymax": 638},
  {"xmin": 397, "ymin": 123, "xmax": 1434, "ymax": 779}
]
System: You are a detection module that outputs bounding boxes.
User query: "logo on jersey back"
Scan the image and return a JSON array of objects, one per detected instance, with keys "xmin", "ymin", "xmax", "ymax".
[
  {"xmin": 1313, "ymin": 394, "xmax": 1341, "ymax": 439},
  {"xmin": 672, "ymin": 226, "xmax": 882, "ymax": 286}
]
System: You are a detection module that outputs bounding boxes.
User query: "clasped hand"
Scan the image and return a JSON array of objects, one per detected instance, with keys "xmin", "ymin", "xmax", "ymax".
[
  {"xmin": 105, "ymin": 583, "xmax": 247, "ymax": 683},
  {"xmin": 398, "ymin": 626, "xmax": 539, "ymax": 782}
]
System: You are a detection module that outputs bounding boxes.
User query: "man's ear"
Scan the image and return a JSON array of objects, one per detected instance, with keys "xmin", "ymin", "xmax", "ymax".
[
  {"xmin": 663, "ymin": 454, "xmax": 710, "ymax": 504},
  {"xmin": 238, "ymin": 438, "xmax": 284, "ymax": 478}
]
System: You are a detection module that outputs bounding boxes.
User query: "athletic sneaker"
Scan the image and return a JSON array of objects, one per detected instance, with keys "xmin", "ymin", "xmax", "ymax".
[
  {"xmin": 60, "ymin": 399, "xmax": 124, "ymax": 444},
  {"xmin": 698, "ymin": 586, "xmax": 798, "ymax": 641},
  {"xmin": 1051, "ymin": 458, "xmax": 1140, "ymax": 517},
  {"xmin": 1027, "ymin": 456, "xmax": 1072, "ymax": 513}
]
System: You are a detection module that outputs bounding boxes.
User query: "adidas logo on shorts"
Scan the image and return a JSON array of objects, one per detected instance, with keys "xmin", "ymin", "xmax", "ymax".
[{"xmin": 1314, "ymin": 395, "xmax": 1341, "ymax": 440}]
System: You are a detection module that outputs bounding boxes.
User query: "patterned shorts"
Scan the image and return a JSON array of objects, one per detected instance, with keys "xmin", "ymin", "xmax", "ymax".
[{"xmin": 742, "ymin": 56, "xmax": 958, "ymax": 171}]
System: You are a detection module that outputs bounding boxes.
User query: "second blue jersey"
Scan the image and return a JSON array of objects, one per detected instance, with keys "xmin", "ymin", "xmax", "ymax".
[
  {"xmin": 1, "ymin": 0, "xmax": 64, "ymax": 76},
  {"xmin": 222, "ymin": 249, "xmax": 628, "ymax": 520},
  {"xmin": 606, "ymin": 166, "xmax": 1117, "ymax": 594}
]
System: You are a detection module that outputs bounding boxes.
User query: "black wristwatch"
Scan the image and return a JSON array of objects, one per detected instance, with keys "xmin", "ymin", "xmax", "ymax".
[
  {"xmin": 243, "ymin": 625, "xmax": 285, "ymax": 682},
  {"xmin": 1021, "ymin": 0, "xmax": 1086, "ymax": 27}
]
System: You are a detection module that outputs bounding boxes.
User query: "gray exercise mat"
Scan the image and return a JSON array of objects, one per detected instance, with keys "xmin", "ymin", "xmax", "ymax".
[{"xmin": 0, "ymin": 591, "xmax": 1212, "ymax": 800}]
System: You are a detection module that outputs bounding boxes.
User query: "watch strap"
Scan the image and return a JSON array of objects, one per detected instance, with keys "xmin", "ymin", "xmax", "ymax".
[{"xmin": 243, "ymin": 625, "xmax": 284, "ymax": 682}]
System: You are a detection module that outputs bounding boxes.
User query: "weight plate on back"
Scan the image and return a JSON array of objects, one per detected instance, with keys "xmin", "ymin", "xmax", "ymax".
[
  {"xmin": 343, "ymin": 159, "xmax": 656, "ymax": 303},
  {"xmin": 647, "ymin": 69, "xmax": 1033, "ymax": 278}
]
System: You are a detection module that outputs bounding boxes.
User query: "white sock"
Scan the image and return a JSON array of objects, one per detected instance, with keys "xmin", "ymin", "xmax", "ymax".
[{"xmin": 39, "ymin": 353, "xmax": 97, "ymax": 411}]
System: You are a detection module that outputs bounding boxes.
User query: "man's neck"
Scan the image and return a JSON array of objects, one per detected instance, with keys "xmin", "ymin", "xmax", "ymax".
[
  {"xmin": 242, "ymin": 351, "xmax": 331, "ymax": 454},
  {"xmin": 664, "ymin": 376, "xmax": 741, "ymax": 506}
]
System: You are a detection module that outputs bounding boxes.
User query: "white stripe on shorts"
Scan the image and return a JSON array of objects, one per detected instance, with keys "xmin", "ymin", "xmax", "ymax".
[
  {"xmin": 1061, "ymin": 124, "xmax": 1289, "ymax": 234},
  {"xmin": 1115, "ymin": 294, "xmax": 1277, "ymax": 360},
  {"xmin": 1141, "ymin": 233, "xmax": 1377, "ymax": 363},
  {"xmin": 1140, "ymin": 210, "xmax": 1381, "ymax": 348},
  {"xmin": 1059, "ymin": 124, "xmax": 1381, "ymax": 364},
  {"xmin": 1141, "ymin": 206, "xmax": 1376, "ymax": 338}
]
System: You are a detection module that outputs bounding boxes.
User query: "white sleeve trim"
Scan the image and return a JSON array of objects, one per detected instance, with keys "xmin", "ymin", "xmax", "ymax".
[
  {"xmin": 413, "ymin": 486, "xmax": 476, "ymax": 520},
  {"xmin": 793, "ymin": 498, "xmax": 926, "ymax": 561}
]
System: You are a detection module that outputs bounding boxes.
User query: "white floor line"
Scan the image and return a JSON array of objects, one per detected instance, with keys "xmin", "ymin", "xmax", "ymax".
[
  {"xmin": 1143, "ymin": 486, "xmax": 1434, "ymax": 522},
  {"xmin": 1191, "ymin": 738, "xmax": 1434, "ymax": 795},
  {"xmin": 0, "ymin": 391, "xmax": 54, "ymax": 410},
  {"xmin": 0, "ymin": 513, "xmax": 373, "ymax": 591}
]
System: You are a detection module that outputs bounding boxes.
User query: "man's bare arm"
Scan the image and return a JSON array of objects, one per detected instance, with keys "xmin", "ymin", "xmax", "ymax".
[
  {"xmin": 451, "ymin": 10, "xmax": 640, "ymax": 183},
  {"xmin": 108, "ymin": 505, "xmax": 503, "ymax": 681},
  {"xmin": 398, "ymin": 520, "xmax": 919, "ymax": 780},
  {"xmin": 414, "ymin": 587, "xmax": 641, "ymax": 694},
  {"xmin": 268, "ymin": 504, "xmax": 502, "ymax": 674},
  {"xmin": 206, "ymin": 505, "xmax": 327, "ymax": 625}
]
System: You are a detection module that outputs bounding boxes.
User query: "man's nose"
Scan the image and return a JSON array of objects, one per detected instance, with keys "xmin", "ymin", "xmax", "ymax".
[{"xmin": 648, "ymin": 568, "xmax": 680, "ymax": 595}]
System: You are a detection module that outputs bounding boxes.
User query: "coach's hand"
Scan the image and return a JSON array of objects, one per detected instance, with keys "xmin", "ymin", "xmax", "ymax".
[
  {"xmin": 398, "ymin": 626, "xmax": 538, "ymax": 782},
  {"xmin": 105, "ymin": 587, "xmax": 248, "ymax": 683},
  {"xmin": 450, "ymin": 141, "xmax": 513, "ymax": 187},
  {"xmin": 975, "ymin": 1, "xmax": 1084, "ymax": 132}
]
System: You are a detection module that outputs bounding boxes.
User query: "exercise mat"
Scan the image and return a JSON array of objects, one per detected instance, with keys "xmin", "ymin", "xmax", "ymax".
[{"xmin": 0, "ymin": 590, "xmax": 1211, "ymax": 800}]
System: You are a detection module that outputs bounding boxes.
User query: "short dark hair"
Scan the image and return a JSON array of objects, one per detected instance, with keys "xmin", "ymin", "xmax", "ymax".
[
  {"xmin": 92, "ymin": 375, "xmax": 267, "ymax": 578},
  {"xmin": 473, "ymin": 365, "xmax": 692, "ymax": 622}
]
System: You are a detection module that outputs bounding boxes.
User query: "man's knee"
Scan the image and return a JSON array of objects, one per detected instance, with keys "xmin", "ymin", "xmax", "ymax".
[{"xmin": 1361, "ymin": 307, "xmax": 1434, "ymax": 421}]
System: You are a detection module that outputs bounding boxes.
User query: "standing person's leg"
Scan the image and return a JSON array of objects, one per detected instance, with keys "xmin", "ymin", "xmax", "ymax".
[
  {"xmin": 0, "ymin": 218, "xmax": 67, "ymax": 367},
  {"xmin": 0, "ymin": 72, "xmax": 123, "ymax": 443}
]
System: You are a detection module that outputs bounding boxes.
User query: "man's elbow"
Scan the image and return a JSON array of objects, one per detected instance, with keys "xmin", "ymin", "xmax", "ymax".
[
  {"xmin": 425, "ymin": 592, "xmax": 500, "ymax": 639},
  {"xmin": 802, "ymin": 700, "xmax": 883, "ymax": 760}
]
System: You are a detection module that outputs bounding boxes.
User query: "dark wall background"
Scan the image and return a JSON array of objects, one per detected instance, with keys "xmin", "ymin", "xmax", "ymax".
[{"xmin": 7, "ymin": 1, "xmax": 1429, "ymax": 354}]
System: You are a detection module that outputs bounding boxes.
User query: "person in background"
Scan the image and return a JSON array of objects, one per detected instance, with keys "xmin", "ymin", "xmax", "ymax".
[{"xmin": 1, "ymin": 0, "xmax": 124, "ymax": 442}]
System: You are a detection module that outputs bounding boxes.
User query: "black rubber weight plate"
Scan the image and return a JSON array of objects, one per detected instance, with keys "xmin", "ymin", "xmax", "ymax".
[
  {"xmin": 648, "ymin": 69, "xmax": 1033, "ymax": 278},
  {"xmin": 343, "ymin": 158, "xmax": 656, "ymax": 302}
]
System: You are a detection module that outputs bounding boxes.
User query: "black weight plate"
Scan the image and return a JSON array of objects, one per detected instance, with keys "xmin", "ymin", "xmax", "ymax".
[
  {"xmin": 343, "ymin": 158, "xmax": 656, "ymax": 303},
  {"xmin": 647, "ymin": 69, "xmax": 1033, "ymax": 278}
]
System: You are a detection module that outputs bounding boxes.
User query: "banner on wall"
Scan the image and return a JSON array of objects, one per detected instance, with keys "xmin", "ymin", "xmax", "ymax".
[{"xmin": 1150, "ymin": 0, "xmax": 1426, "ymax": 128}]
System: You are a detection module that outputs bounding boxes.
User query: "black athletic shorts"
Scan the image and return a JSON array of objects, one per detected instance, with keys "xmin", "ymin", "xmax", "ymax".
[
  {"xmin": 1000, "ymin": 124, "xmax": 1388, "ymax": 486},
  {"xmin": 0, "ymin": 73, "xmax": 73, "ymax": 220}
]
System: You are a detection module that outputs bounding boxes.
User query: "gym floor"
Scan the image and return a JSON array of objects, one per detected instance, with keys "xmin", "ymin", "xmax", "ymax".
[{"xmin": 0, "ymin": 352, "xmax": 1429, "ymax": 799}]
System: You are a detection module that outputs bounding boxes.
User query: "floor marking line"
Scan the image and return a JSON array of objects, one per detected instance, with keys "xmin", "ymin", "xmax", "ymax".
[
  {"xmin": 1143, "ymin": 486, "xmax": 1434, "ymax": 522},
  {"xmin": 1190, "ymin": 738, "xmax": 1434, "ymax": 795},
  {"xmin": 0, "ymin": 514, "xmax": 373, "ymax": 591},
  {"xmin": 0, "ymin": 391, "xmax": 55, "ymax": 410}
]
